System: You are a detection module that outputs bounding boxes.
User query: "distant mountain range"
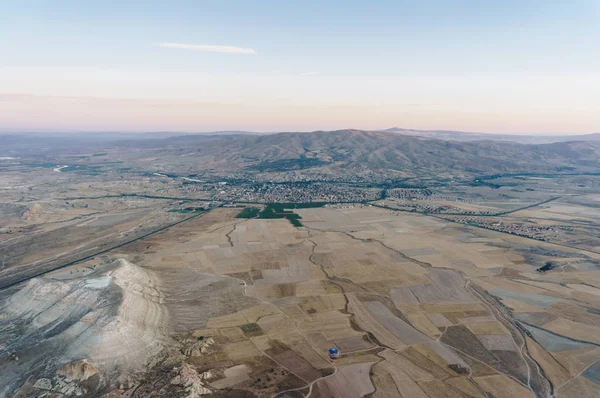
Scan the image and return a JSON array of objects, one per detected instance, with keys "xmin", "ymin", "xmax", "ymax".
[
  {"xmin": 2, "ymin": 129, "xmax": 599, "ymax": 181},
  {"xmin": 378, "ymin": 127, "xmax": 600, "ymax": 144},
  {"xmin": 3, "ymin": 128, "xmax": 599, "ymax": 145},
  {"xmin": 138, "ymin": 129, "xmax": 600, "ymax": 180}
]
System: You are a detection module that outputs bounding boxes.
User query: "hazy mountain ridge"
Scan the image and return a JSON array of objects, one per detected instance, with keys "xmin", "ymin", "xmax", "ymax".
[
  {"xmin": 2, "ymin": 130, "xmax": 599, "ymax": 180},
  {"xmin": 380, "ymin": 127, "xmax": 600, "ymax": 144},
  {"xmin": 152, "ymin": 130, "xmax": 600, "ymax": 178}
]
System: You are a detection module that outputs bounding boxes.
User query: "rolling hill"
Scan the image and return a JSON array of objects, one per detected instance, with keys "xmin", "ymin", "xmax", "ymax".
[
  {"xmin": 380, "ymin": 127, "xmax": 600, "ymax": 144},
  {"xmin": 148, "ymin": 130, "xmax": 600, "ymax": 180},
  {"xmin": 3, "ymin": 129, "xmax": 599, "ymax": 181}
]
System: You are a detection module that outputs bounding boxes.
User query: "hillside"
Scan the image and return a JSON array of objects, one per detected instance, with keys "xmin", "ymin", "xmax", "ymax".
[
  {"xmin": 150, "ymin": 130, "xmax": 600, "ymax": 180},
  {"xmin": 380, "ymin": 127, "xmax": 600, "ymax": 144},
  {"xmin": 3, "ymin": 129, "xmax": 598, "ymax": 182}
]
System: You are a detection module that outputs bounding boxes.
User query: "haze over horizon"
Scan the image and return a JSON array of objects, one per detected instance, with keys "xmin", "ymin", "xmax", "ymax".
[
  {"xmin": 1, "ymin": 1, "xmax": 599, "ymax": 134},
  {"xmin": 1, "ymin": 127, "xmax": 599, "ymax": 138}
]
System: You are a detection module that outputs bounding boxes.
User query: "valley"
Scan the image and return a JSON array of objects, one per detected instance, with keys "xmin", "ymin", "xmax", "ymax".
[{"xmin": 1, "ymin": 130, "xmax": 599, "ymax": 397}]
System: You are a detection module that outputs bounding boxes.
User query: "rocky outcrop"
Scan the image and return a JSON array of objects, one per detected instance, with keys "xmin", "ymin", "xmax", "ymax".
[
  {"xmin": 1, "ymin": 257, "xmax": 253, "ymax": 397},
  {"xmin": 0, "ymin": 259, "xmax": 169, "ymax": 397},
  {"xmin": 21, "ymin": 203, "xmax": 44, "ymax": 221},
  {"xmin": 170, "ymin": 363, "xmax": 213, "ymax": 397},
  {"xmin": 57, "ymin": 360, "xmax": 99, "ymax": 382}
]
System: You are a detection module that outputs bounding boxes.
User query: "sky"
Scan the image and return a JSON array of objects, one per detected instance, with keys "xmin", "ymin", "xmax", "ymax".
[{"xmin": 0, "ymin": 0, "xmax": 599, "ymax": 134}]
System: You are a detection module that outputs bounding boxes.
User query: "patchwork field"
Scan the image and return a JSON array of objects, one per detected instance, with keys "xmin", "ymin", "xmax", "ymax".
[
  {"xmin": 147, "ymin": 205, "xmax": 600, "ymax": 396},
  {"xmin": 3, "ymin": 204, "xmax": 599, "ymax": 397}
]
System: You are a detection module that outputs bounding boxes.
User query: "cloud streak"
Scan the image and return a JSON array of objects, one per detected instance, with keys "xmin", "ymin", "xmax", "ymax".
[{"xmin": 155, "ymin": 42, "xmax": 256, "ymax": 54}]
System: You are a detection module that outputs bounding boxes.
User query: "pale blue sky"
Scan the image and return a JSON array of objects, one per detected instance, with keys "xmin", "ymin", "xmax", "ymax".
[{"xmin": 1, "ymin": 1, "xmax": 599, "ymax": 133}]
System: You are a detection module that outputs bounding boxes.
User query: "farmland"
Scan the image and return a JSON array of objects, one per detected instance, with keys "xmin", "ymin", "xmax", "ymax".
[
  {"xmin": 1, "ymin": 131, "xmax": 599, "ymax": 397},
  {"xmin": 5, "ymin": 201, "xmax": 598, "ymax": 397}
]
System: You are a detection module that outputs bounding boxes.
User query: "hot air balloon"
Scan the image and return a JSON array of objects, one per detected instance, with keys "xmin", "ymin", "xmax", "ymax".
[{"xmin": 328, "ymin": 347, "xmax": 339, "ymax": 360}]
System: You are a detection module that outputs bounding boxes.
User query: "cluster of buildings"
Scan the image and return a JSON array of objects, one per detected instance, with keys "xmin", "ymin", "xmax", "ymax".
[
  {"xmin": 378, "ymin": 200, "xmax": 451, "ymax": 213},
  {"xmin": 379, "ymin": 198, "xmax": 502, "ymax": 216},
  {"xmin": 443, "ymin": 208, "xmax": 497, "ymax": 215},
  {"xmin": 386, "ymin": 189, "xmax": 433, "ymax": 200},
  {"xmin": 447, "ymin": 216, "xmax": 562, "ymax": 241},
  {"xmin": 234, "ymin": 183, "xmax": 381, "ymax": 203},
  {"xmin": 174, "ymin": 179, "xmax": 382, "ymax": 204}
]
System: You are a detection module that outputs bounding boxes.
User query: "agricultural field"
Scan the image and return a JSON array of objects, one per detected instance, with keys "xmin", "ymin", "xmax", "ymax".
[
  {"xmin": 293, "ymin": 206, "xmax": 600, "ymax": 397},
  {"xmin": 0, "ymin": 165, "xmax": 219, "ymax": 289},
  {"xmin": 1, "ymin": 160, "xmax": 600, "ymax": 397}
]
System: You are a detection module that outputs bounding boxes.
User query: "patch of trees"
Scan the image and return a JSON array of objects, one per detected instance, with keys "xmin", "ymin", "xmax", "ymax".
[{"xmin": 537, "ymin": 261, "xmax": 555, "ymax": 272}]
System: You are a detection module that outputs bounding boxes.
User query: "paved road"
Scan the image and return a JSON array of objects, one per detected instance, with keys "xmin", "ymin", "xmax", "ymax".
[{"xmin": 0, "ymin": 209, "xmax": 210, "ymax": 291}]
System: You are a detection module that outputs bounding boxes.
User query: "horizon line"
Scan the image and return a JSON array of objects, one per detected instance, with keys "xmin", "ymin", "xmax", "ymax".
[{"xmin": 0, "ymin": 128, "xmax": 598, "ymax": 137}]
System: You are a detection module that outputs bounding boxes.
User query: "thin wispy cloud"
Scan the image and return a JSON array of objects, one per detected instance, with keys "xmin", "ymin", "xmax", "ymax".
[
  {"xmin": 155, "ymin": 42, "xmax": 256, "ymax": 54},
  {"xmin": 299, "ymin": 71, "xmax": 319, "ymax": 76}
]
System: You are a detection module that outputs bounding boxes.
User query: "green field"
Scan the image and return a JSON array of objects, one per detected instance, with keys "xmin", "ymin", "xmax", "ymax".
[
  {"xmin": 254, "ymin": 203, "xmax": 327, "ymax": 227},
  {"xmin": 236, "ymin": 207, "xmax": 260, "ymax": 218}
]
